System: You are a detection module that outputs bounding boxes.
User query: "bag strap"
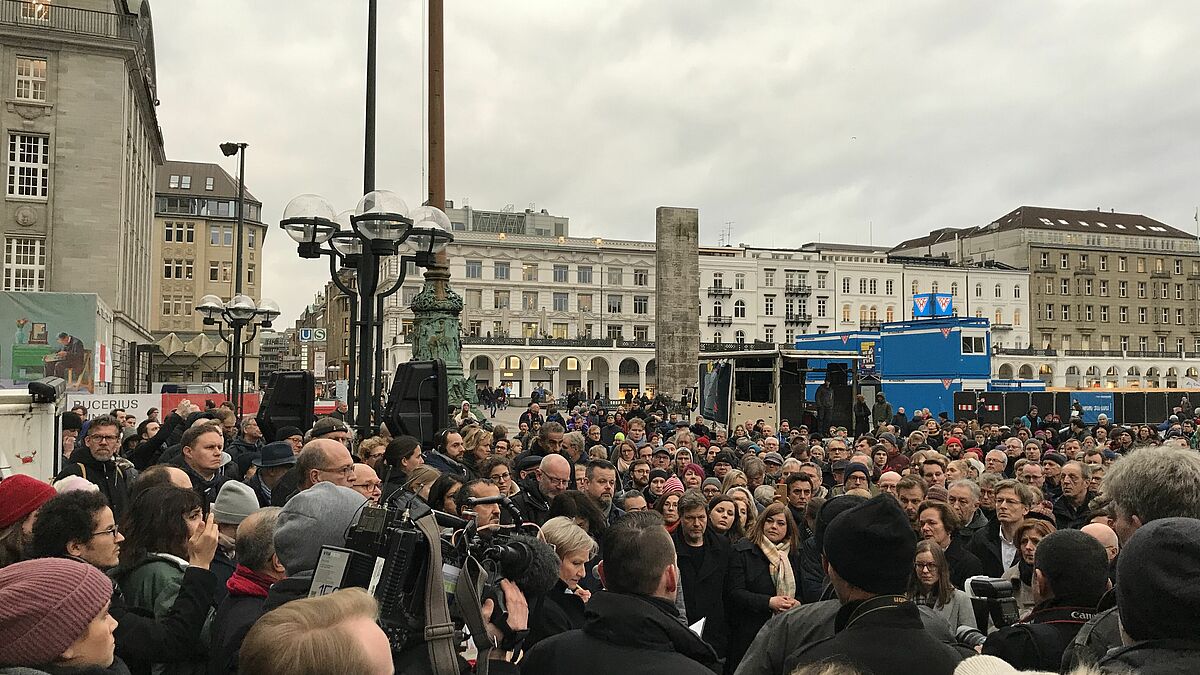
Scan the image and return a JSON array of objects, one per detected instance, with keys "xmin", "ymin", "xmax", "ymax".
[
  {"xmin": 416, "ymin": 513, "xmax": 459, "ymax": 675},
  {"xmin": 455, "ymin": 556, "xmax": 494, "ymax": 675}
]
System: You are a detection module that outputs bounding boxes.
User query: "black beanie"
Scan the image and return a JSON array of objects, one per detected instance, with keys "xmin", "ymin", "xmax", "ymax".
[
  {"xmin": 813, "ymin": 494, "xmax": 868, "ymax": 554},
  {"xmin": 1117, "ymin": 517, "xmax": 1200, "ymax": 641},
  {"xmin": 823, "ymin": 495, "xmax": 917, "ymax": 595}
]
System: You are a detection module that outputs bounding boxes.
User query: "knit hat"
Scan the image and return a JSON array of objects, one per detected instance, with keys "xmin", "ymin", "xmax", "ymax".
[
  {"xmin": 274, "ymin": 482, "xmax": 366, "ymax": 575},
  {"xmin": 311, "ymin": 417, "xmax": 350, "ymax": 438},
  {"xmin": 813, "ymin": 494, "xmax": 868, "ymax": 555},
  {"xmin": 0, "ymin": 557, "xmax": 113, "ymax": 666},
  {"xmin": 661, "ymin": 475, "xmax": 685, "ymax": 496},
  {"xmin": 1042, "ymin": 452, "xmax": 1068, "ymax": 467},
  {"xmin": 702, "ymin": 477, "xmax": 722, "ymax": 491},
  {"xmin": 61, "ymin": 411, "xmax": 83, "ymax": 432},
  {"xmin": 614, "ymin": 432, "xmax": 625, "ymax": 443},
  {"xmin": 275, "ymin": 426, "xmax": 303, "ymax": 442},
  {"xmin": 713, "ymin": 451, "xmax": 735, "ymax": 466},
  {"xmin": 683, "ymin": 463, "xmax": 706, "ymax": 478},
  {"xmin": 878, "ymin": 432, "xmax": 898, "ymax": 447},
  {"xmin": 925, "ymin": 485, "xmax": 949, "ymax": 503},
  {"xmin": 945, "ymin": 437, "xmax": 963, "ymax": 448},
  {"xmin": 213, "ymin": 480, "xmax": 260, "ymax": 526},
  {"xmin": 843, "ymin": 462, "xmax": 871, "ymax": 483},
  {"xmin": 823, "ymin": 495, "xmax": 917, "ymax": 594},
  {"xmin": 1117, "ymin": 517, "xmax": 1200, "ymax": 641},
  {"xmin": 54, "ymin": 475, "xmax": 99, "ymax": 495},
  {"xmin": 953, "ymin": 655, "xmax": 1055, "ymax": 675},
  {"xmin": 649, "ymin": 469, "xmax": 671, "ymax": 483},
  {"xmin": 0, "ymin": 475, "xmax": 56, "ymax": 529}
]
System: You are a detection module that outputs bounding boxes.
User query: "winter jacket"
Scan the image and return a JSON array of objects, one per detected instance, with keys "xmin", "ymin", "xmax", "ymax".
[
  {"xmin": 0, "ymin": 662, "xmax": 131, "ymax": 675},
  {"xmin": 1097, "ymin": 639, "xmax": 1200, "ymax": 674},
  {"xmin": 944, "ymin": 535, "xmax": 985, "ymax": 589},
  {"xmin": 520, "ymin": 591, "xmax": 720, "ymax": 675},
  {"xmin": 56, "ymin": 446, "xmax": 130, "ymax": 520},
  {"xmin": 1053, "ymin": 491, "xmax": 1096, "ymax": 530},
  {"xmin": 112, "ymin": 554, "xmax": 211, "ymax": 675},
  {"xmin": 966, "ymin": 517, "xmax": 1008, "ymax": 577},
  {"xmin": 130, "ymin": 412, "xmax": 188, "ymax": 470},
  {"xmin": 872, "ymin": 400, "xmax": 893, "ymax": 426},
  {"xmin": 261, "ymin": 571, "xmax": 313, "ymax": 613},
  {"xmin": 526, "ymin": 580, "xmax": 588, "ymax": 650},
  {"xmin": 725, "ymin": 538, "xmax": 802, "ymax": 670},
  {"xmin": 423, "ymin": 450, "xmax": 470, "ymax": 481},
  {"xmin": 673, "ymin": 527, "xmax": 732, "ymax": 657},
  {"xmin": 206, "ymin": 566, "xmax": 274, "ymax": 675},
  {"xmin": 982, "ymin": 599, "xmax": 1098, "ymax": 672},
  {"xmin": 170, "ymin": 458, "xmax": 229, "ymax": 507},
  {"xmin": 785, "ymin": 596, "xmax": 962, "ymax": 675},
  {"xmin": 509, "ymin": 480, "xmax": 552, "ymax": 526}
]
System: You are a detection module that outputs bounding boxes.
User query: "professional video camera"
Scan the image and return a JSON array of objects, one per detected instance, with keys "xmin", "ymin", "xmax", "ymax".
[
  {"xmin": 956, "ymin": 576, "xmax": 1022, "ymax": 649},
  {"xmin": 308, "ymin": 488, "xmax": 559, "ymax": 674}
]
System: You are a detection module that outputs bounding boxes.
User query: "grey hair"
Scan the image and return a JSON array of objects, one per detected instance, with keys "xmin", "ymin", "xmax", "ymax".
[
  {"xmin": 1065, "ymin": 460, "xmax": 1092, "ymax": 479},
  {"xmin": 238, "ymin": 507, "xmax": 282, "ymax": 571},
  {"xmin": 986, "ymin": 449, "xmax": 1008, "ymax": 468},
  {"xmin": 948, "ymin": 479, "xmax": 980, "ymax": 500},
  {"xmin": 562, "ymin": 431, "xmax": 585, "ymax": 453},
  {"xmin": 1101, "ymin": 447, "xmax": 1200, "ymax": 523}
]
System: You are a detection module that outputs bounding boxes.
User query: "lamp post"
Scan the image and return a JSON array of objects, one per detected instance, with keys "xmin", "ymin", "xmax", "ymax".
[
  {"xmin": 196, "ymin": 294, "xmax": 280, "ymax": 416},
  {"xmin": 219, "ymin": 142, "xmax": 248, "ymax": 294},
  {"xmin": 280, "ymin": 193, "xmax": 452, "ymax": 436}
]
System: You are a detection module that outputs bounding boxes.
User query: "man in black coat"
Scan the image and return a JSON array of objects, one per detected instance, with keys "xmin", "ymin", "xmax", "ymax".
[
  {"xmin": 786, "ymin": 495, "xmax": 962, "ymax": 675},
  {"xmin": 55, "ymin": 416, "xmax": 131, "ymax": 519},
  {"xmin": 673, "ymin": 491, "xmax": 731, "ymax": 657},
  {"xmin": 983, "ymin": 529, "xmax": 1110, "ymax": 672},
  {"xmin": 510, "ymin": 454, "xmax": 570, "ymax": 526},
  {"xmin": 208, "ymin": 507, "xmax": 285, "ymax": 674},
  {"xmin": 521, "ymin": 511, "xmax": 721, "ymax": 674}
]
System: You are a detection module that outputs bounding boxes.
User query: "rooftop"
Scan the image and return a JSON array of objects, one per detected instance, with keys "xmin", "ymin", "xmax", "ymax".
[{"xmin": 155, "ymin": 160, "xmax": 260, "ymax": 204}]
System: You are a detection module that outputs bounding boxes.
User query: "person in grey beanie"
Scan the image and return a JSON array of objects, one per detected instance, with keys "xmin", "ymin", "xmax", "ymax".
[
  {"xmin": 209, "ymin": 480, "xmax": 261, "ymax": 595},
  {"xmin": 262, "ymin": 482, "xmax": 366, "ymax": 612}
]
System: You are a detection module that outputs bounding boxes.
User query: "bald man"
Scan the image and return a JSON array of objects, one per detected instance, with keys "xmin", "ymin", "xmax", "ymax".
[
  {"xmin": 297, "ymin": 439, "xmax": 356, "ymax": 492},
  {"xmin": 510, "ymin": 453, "xmax": 570, "ymax": 525},
  {"xmin": 877, "ymin": 471, "xmax": 901, "ymax": 496},
  {"xmin": 1082, "ymin": 523, "xmax": 1119, "ymax": 563}
]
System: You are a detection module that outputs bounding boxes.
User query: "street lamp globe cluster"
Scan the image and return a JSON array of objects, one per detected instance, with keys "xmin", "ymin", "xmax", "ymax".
[
  {"xmin": 280, "ymin": 190, "xmax": 453, "ymax": 434},
  {"xmin": 195, "ymin": 293, "xmax": 281, "ymax": 415}
]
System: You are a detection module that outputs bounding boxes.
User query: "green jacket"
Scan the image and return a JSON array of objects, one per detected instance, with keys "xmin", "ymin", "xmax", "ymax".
[
  {"xmin": 871, "ymin": 401, "xmax": 892, "ymax": 425},
  {"xmin": 112, "ymin": 555, "xmax": 209, "ymax": 675}
]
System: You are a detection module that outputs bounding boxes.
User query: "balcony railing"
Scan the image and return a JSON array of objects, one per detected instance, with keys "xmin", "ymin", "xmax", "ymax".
[
  {"xmin": 784, "ymin": 284, "xmax": 812, "ymax": 296},
  {"xmin": 0, "ymin": 0, "xmax": 144, "ymax": 42},
  {"xmin": 707, "ymin": 316, "xmax": 733, "ymax": 326},
  {"xmin": 785, "ymin": 313, "xmax": 813, "ymax": 325},
  {"xmin": 995, "ymin": 347, "xmax": 1058, "ymax": 357},
  {"xmin": 1073, "ymin": 265, "xmax": 1095, "ymax": 276},
  {"xmin": 706, "ymin": 286, "xmax": 733, "ymax": 298},
  {"xmin": 859, "ymin": 321, "xmax": 882, "ymax": 332},
  {"xmin": 991, "ymin": 323, "xmax": 1013, "ymax": 331}
]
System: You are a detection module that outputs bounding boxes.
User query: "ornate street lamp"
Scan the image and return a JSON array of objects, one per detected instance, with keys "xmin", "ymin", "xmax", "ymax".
[{"xmin": 195, "ymin": 294, "xmax": 280, "ymax": 415}]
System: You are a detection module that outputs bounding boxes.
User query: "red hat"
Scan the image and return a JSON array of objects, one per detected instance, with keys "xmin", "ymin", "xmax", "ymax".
[
  {"xmin": 945, "ymin": 437, "xmax": 963, "ymax": 448},
  {"xmin": 0, "ymin": 557, "xmax": 113, "ymax": 665},
  {"xmin": 0, "ymin": 475, "xmax": 56, "ymax": 529}
]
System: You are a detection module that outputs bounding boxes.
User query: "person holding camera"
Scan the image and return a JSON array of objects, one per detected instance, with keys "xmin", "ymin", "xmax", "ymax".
[{"xmin": 981, "ymin": 529, "xmax": 1110, "ymax": 671}]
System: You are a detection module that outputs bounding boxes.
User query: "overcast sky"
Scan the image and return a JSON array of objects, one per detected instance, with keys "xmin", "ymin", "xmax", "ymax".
[{"xmin": 151, "ymin": 1, "xmax": 1200, "ymax": 325}]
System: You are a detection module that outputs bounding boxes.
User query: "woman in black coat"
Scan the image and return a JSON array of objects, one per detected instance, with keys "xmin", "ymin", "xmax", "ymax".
[
  {"xmin": 724, "ymin": 502, "xmax": 802, "ymax": 673},
  {"xmin": 526, "ymin": 516, "xmax": 596, "ymax": 650}
]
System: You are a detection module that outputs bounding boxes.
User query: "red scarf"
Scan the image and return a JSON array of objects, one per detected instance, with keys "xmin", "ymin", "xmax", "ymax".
[{"xmin": 226, "ymin": 564, "xmax": 275, "ymax": 598}]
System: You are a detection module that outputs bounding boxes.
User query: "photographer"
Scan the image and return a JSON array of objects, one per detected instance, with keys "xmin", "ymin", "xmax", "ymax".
[{"xmin": 981, "ymin": 529, "xmax": 1109, "ymax": 671}]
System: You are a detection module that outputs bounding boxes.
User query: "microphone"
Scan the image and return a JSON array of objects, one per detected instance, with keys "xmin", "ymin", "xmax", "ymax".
[
  {"xmin": 432, "ymin": 509, "xmax": 468, "ymax": 530},
  {"xmin": 490, "ymin": 535, "xmax": 560, "ymax": 598},
  {"xmin": 465, "ymin": 495, "xmax": 526, "ymax": 523}
]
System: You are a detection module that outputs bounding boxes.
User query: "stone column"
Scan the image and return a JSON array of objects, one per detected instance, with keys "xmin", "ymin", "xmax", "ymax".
[
  {"xmin": 638, "ymin": 362, "xmax": 647, "ymax": 394},
  {"xmin": 654, "ymin": 207, "xmax": 700, "ymax": 399},
  {"xmin": 520, "ymin": 366, "xmax": 531, "ymax": 400}
]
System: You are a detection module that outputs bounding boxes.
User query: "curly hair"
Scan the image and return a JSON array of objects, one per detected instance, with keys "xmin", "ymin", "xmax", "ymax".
[{"xmin": 28, "ymin": 491, "xmax": 111, "ymax": 559}]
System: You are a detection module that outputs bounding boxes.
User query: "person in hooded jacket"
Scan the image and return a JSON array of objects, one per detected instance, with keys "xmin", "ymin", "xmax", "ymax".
[
  {"xmin": 56, "ymin": 416, "xmax": 132, "ymax": 520},
  {"xmin": 520, "ymin": 511, "xmax": 720, "ymax": 675}
]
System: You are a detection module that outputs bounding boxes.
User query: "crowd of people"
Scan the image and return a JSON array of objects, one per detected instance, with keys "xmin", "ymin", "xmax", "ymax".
[{"xmin": 2, "ymin": 392, "xmax": 1200, "ymax": 674}]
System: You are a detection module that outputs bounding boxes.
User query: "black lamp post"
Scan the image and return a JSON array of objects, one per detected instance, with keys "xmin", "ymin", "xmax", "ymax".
[
  {"xmin": 196, "ymin": 294, "xmax": 280, "ymax": 416},
  {"xmin": 219, "ymin": 142, "xmax": 248, "ymax": 295},
  {"xmin": 280, "ymin": 193, "xmax": 452, "ymax": 436}
]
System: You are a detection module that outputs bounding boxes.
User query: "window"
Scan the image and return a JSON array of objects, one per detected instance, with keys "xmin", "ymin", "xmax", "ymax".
[
  {"xmin": 712, "ymin": 331, "xmax": 723, "ymax": 344},
  {"xmin": 713, "ymin": 300, "xmax": 723, "ymax": 317},
  {"xmin": 607, "ymin": 267, "xmax": 622, "ymax": 285},
  {"xmin": 7, "ymin": 134, "xmax": 49, "ymax": 198},
  {"xmin": 553, "ymin": 292, "xmax": 568, "ymax": 312},
  {"xmin": 1120, "ymin": 336, "xmax": 1129, "ymax": 351},
  {"xmin": 1061, "ymin": 305, "xmax": 1070, "ymax": 321},
  {"xmin": 210, "ymin": 227, "xmax": 221, "ymax": 246},
  {"xmin": 522, "ymin": 291, "xmax": 538, "ymax": 311},
  {"xmin": 817, "ymin": 298, "xmax": 827, "ymax": 317},
  {"xmin": 1040, "ymin": 252, "xmax": 1050, "ymax": 267},
  {"xmin": 578, "ymin": 294, "xmax": 592, "ymax": 312},
  {"xmin": 1119, "ymin": 306, "xmax": 1128, "ymax": 323},
  {"xmin": 553, "ymin": 265, "xmax": 568, "ymax": 283},
  {"xmin": 493, "ymin": 290, "xmax": 509, "ymax": 310},
  {"xmin": 1099, "ymin": 280, "xmax": 1108, "ymax": 296},
  {"xmin": 607, "ymin": 294, "xmax": 622, "ymax": 313},
  {"xmin": 764, "ymin": 270, "xmax": 775, "ymax": 287},
  {"xmin": 1013, "ymin": 309, "xmax": 1021, "ymax": 325},
  {"xmin": 1161, "ymin": 307, "xmax": 1170, "ymax": 324},
  {"xmin": 1177, "ymin": 284, "xmax": 1184, "ymax": 300},
  {"xmin": 184, "ymin": 260, "xmax": 193, "ymax": 280},
  {"xmin": 1013, "ymin": 284, "xmax": 1020, "ymax": 299},
  {"xmin": 14, "ymin": 56, "xmax": 47, "ymax": 102},
  {"xmin": 247, "ymin": 263, "xmax": 255, "ymax": 285},
  {"xmin": 494, "ymin": 262, "xmax": 510, "ymax": 280},
  {"xmin": 843, "ymin": 304, "xmax": 852, "ymax": 322},
  {"xmin": 634, "ymin": 325, "xmax": 649, "ymax": 341},
  {"xmin": 785, "ymin": 329, "xmax": 795, "ymax": 344},
  {"xmin": 870, "ymin": 279, "xmax": 878, "ymax": 294},
  {"xmin": 817, "ymin": 272, "xmax": 827, "ymax": 289},
  {"xmin": 1100, "ymin": 306, "xmax": 1109, "ymax": 322},
  {"xmin": 734, "ymin": 300, "xmax": 746, "ymax": 318},
  {"xmin": 1119, "ymin": 281, "xmax": 1127, "ymax": 298},
  {"xmin": 634, "ymin": 268, "xmax": 648, "ymax": 286},
  {"xmin": 180, "ymin": 175, "xmax": 191, "ymax": 189},
  {"xmin": 1176, "ymin": 259, "xmax": 1183, "ymax": 275},
  {"xmin": 1159, "ymin": 282, "xmax": 1169, "ymax": 298},
  {"xmin": 169, "ymin": 175, "xmax": 179, "ymax": 188},
  {"xmin": 2, "ymin": 237, "xmax": 45, "ymax": 291},
  {"xmin": 1099, "ymin": 255, "xmax": 1107, "ymax": 271},
  {"xmin": 961, "ymin": 335, "xmax": 986, "ymax": 354},
  {"xmin": 467, "ymin": 321, "xmax": 481, "ymax": 337},
  {"xmin": 885, "ymin": 280, "xmax": 893, "ymax": 295},
  {"xmin": 1137, "ymin": 282, "xmax": 1146, "ymax": 299},
  {"xmin": 735, "ymin": 273, "xmax": 746, "ymax": 290},
  {"xmin": 1045, "ymin": 304, "xmax": 1054, "ymax": 321},
  {"xmin": 858, "ymin": 278, "xmax": 867, "ymax": 294},
  {"xmin": 1080, "ymin": 254, "xmax": 1089, "ymax": 269},
  {"xmin": 1178, "ymin": 308, "xmax": 1186, "ymax": 325},
  {"xmin": 1138, "ymin": 307, "xmax": 1147, "ymax": 324},
  {"xmin": 205, "ymin": 176, "xmax": 214, "ymax": 191},
  {"xmin": 607, "ymin": 325, "xmax": 623, "ymax": 340},
  {"xmin": 522, "ymin": 322, "xmax": 539, "ymax": 338},
  {"xmin": 843, "ymin": 278, "xmax": 851, "ymax": 294},
  {"xmin": 1139, "ymin": 336, "xmax": 1148, "ymax": 351},
  {"xmin": 1060, "ymin": 253, "xmax": 1069, "ymax": 269},
  {"xmin": 1084, "ymin": 279, "xmax": 1092, "ymax": 295},
  {"xmin": 247, "ymin": 229, "xmax": 255, "ymax": 249},
  {"xmin": 764, "ymin": 296, "xmax": 775, "ymax": 316},
  {"xmin": 931, "ymin": 281, "xmax": 938, "ymax": 293},
  {"xmin": 221, "ymin": 263, "xmax": 231, "ymax": 282},
  {"xmin": 633, "ymin": 295, "xmax": 648, "ymax": 314},
  {"xmin": 1118, "ymin": 257, "xmax": 1127, "ymax": 272},
  {"xmin": 577, "ymin": 265, "xmax": 592, "ymax": 283},
  {"xmin": 712, "ymin": 272, "xmax": 724, "ymax": 288},
  {"xmin": 465, "ymin": 289, "xmax": 482, "ymax": 309},
  {"xmin": 1044, "ymin": 278, "xmax": 1054, "ymax": 294},
  {"xmin": 950, "ymin": 282, "xmax": 957, "ymax": 297},
  {"xmin": 735, "ymin": 330, "xmax": 746, "ymax": 344},
  {"xmin": 1084, "ymin": 305, "xmax": 1093, "ymax": 321},
  {"xmin": 1061, "ymin": 279, "xmax": 1070, "ymax": 295},
  {"xmin": 465, "ymin": 260, "xmax": 482, "ymax": 279},
  {"xmin": 764, "ymin": 326, "xmax": 775, "ymax": 343},
  {"xmin": 209, "ymin": 262, "xmax": 219, "ymax": 281},
  {"xmin": 522, "ymin": 264, "xmax": 538, "ymax": 282},
  {"xmin": 975, "ymin": 283, "xmax": 983, "ymax": 298}
]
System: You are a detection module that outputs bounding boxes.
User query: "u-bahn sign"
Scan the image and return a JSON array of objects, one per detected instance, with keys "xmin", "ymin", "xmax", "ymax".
[{"xmin": 299, "ymin": 328, "xmax": 327, "ymax": 342}]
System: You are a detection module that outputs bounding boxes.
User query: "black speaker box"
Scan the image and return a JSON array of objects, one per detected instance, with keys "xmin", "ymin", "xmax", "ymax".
[
  {"xmin": 826, "ymin": 362, "xmax": 849, "ymax": 387},
  {"xmin": 257, "ymin": 371, "xmax": 316, "ymax": 442},
  {"xmin": 384, "ymin": 360, "xmax": 449, "ymax": 449}
]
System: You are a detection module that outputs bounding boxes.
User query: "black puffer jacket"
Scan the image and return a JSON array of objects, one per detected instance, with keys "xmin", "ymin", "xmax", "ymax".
[
  {"xmin": 1098, "ymin": 640, "xmax": 1200, "ymax": 674},
  {"xmin": 56, "ymin": 446, "xmax": 130, "ymax": 519}
]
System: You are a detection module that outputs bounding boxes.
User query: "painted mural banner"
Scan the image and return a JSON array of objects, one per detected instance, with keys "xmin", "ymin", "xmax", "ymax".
[{"xmin": 0, "ymin": 292, "xmax": 112, "ymax": 394}]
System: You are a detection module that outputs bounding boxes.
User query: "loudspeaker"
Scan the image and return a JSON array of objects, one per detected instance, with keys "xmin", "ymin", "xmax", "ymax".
[
  {"xmin": 826, "ymin": 362, "xmax": 849, "ymax": 387},
  {"xmin": 383, "ymin": 360, "xmax": 449, "ymax": 449},
  {"xmin": 257, "ymin": 371, "xmax": 316, "ymax": 442}
]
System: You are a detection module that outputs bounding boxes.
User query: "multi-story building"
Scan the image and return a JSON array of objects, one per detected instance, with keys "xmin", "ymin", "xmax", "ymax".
[
  {"xmin": 0, "ymin": 0, "xmax": 162, "ymax": 391},
  {"xmin": 148, "ymin": 160, "xmax": 268, "ymax": 387},
  {"xmin": 446, "ymin": 202, "xmax": 568, "ymax": 237},
  {"xmin": 257, "ymin": 330, "xmax": 288, "ymax": 383},
  {"xmin": 698, "ymin": 245, "xmax": 835, "ymax": 344},
  {"xmin": 893, "ymin": 206, "xmax": 1200, "ymax": 387}
]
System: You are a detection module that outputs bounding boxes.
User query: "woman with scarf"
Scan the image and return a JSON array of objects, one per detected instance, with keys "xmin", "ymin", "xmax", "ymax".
[
  {"xmin": 724, "ymin": 502, "xmax": 801, "ymax": 671},
  {"xmin": 1001, "ymin": 518, "xmax": 1056, "ymax": 616}
]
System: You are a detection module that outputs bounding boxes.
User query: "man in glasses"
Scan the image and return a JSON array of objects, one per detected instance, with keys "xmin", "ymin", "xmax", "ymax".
[
  {"xmin": 55, "ymin": 415, "xmax": 132, "ymax": 519},
  {"xmin": 511, "ymin": 453, "xmax": 571, "ymax": 526}
]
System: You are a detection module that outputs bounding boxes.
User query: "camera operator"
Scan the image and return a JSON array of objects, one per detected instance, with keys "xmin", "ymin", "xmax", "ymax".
[
  {"xmin": 981, "ymin": 529, "xmax": 1110, "ymax": 671},
  {"xmin": 454, "ymin": 479, "xmax": 502, "ymax": 528},
  {"xmin": 520, "ymin": 510, "xmax": 721, "ymax": 674}
]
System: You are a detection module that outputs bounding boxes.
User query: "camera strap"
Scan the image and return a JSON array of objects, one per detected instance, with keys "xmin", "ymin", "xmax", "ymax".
[
  {"xmin": 417, "ymin": 512, "xmax": 460, "ymax": 675},
  {"xmin": 455, "ymin": 555, "xmax": 495, "ymax": 675}
]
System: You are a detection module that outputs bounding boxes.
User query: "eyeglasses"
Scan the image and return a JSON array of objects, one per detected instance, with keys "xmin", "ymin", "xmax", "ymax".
[
  {"xmin": 913, "ymin": 562, "xmax": 937, "ymax": 571},
  {"xmin": 322, "ymin": 464, "xmax": 357, "ymax": 476},
  {"xmin": 544, "ymin": 476, "xmax": 570, "ymax": 487},
  {"xmin": 490, "ymin": 472, "xmax": 510, "ymax": 481},
  {"xmin": 995, "ymin": 497, "xmax": 1024, "ymax": 507},
  {"xmin": 89, "ymin": 434, "xmax": 120, "ymax": 442},
  {"xmin": 357, "ymin": 480, "xmax": 383, "ymax": 490},
  {"xmin": 91, "ymin": 525, "xmax": 120, "ymax": 539}
]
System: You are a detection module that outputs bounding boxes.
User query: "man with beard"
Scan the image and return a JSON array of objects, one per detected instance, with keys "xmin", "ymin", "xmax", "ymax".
[
  {"xmin": 55, "ymin": 416, "xmax": 131, "ymax": 519},
  {"xmin": 511, "ymin": 454, "xmax": 571, "ymax": 526},
  {"xmin": 671, "ymin": 489, "xmax": 730, "ymax": 658},
  {"xmin": 583, "ymin": 459, "xmax": 624, "ymax": 526}
]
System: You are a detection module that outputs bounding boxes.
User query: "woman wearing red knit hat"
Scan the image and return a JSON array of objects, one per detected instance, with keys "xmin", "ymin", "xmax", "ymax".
[{"xmin": 0, "ymin": 474, "xmax": 56, "ymax": 569}]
